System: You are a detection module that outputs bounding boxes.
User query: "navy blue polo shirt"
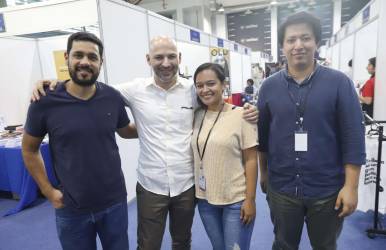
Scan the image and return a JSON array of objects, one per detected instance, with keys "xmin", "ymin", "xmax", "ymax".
[
  {"xmin": 25, "ymin": 81, "xmax": 130, "ymax": 211},
  {"xmin": 258, "ymin": 64, "xmax": 366, "ymax": 198}
]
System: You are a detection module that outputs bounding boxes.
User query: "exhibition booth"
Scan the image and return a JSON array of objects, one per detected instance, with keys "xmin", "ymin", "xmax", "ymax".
[
  {"xmin": 0, "ymin": 0, "xmax": 252, "ymax": 202},
  {"xmin": 323, "ymin": 0, "xmax": 386, "ymax": 229}
]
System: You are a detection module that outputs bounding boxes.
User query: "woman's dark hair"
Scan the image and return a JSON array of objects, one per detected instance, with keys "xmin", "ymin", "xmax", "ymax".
[
  {"xmin": 193, "ymin": 63, "xmax": 226, "ymax": 108},
  {"xmin": 369, "ymin": 57, "xmax": 376, "ymax": 68},
  {"xmin": 67, "ymin": 31, "xmax": 104, "ymax": 58},
  {"xmin": 278, "ymin": 11, "xmax": 321, "ymax": 47},
  {"xmin": 194, "ymin": 62, "xmax": 226, "ymax": 84},
  {"xmin": 348, "ymin": 59, "xmax": 352, "ymax": 67}
]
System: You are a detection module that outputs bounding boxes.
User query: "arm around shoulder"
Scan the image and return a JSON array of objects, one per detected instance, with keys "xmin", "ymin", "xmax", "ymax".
[{"xmin": 117, "ymin": 123, "xmax": 138, "ymax": 139}]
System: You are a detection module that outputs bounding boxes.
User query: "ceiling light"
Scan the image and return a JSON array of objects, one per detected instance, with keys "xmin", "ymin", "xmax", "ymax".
[
  {"xmin": 245, "ymin": 9, "xmax": 252, "ymax": 14},
  {"xmin": 218, "ymin": 4, "xmax": 225, "ymax": 12}
]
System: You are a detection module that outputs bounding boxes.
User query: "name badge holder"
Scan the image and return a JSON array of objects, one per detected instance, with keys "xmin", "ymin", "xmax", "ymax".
[
  {"xmin": 198, "ymin": 162, "xmax": 206, "ymax": 191},
  {"xmin": 295, "ymin": 117, "xmax": 308, "ymax": 152}
]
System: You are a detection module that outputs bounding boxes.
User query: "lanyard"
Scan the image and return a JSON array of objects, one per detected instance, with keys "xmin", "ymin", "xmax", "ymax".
[
  {"xmin": 196, "ymin": 104, "xmax": 224, "ymax": 162},
  {"xmin": 286, "ymin": 77, "xmax": 313, "ymax": 128}
]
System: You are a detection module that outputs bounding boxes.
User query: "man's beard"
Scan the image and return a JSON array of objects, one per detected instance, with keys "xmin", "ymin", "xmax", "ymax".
[
  {"xmin": 69, "ymin": 65, "xmax": 99, "ymax": 87},
  {"xmin": 155, "ymin": 67, "xmax": 178, "ymax": 83}
]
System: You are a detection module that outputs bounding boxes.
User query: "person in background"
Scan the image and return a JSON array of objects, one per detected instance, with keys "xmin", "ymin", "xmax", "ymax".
[
  {"xmin": 345, "ymin": 59, "xmax": 353, "ymax": 80},
  {"xmin": 258, "ymin": 12, "xmax": 365, "ymax": 250},
  {"xmin": 359, "ymin": 57, "xmax": 376, "ymax": 117},
  {"xmin": 244, "ymin": 78, "xmax": 255, "ymax": 95},
  {"xmin": 192, "ymin": 62, "xmax": 258, "ymax": 250},
  {"xmin": 22, "ymin": 32, "xmax": 137, "ymax": 250}
]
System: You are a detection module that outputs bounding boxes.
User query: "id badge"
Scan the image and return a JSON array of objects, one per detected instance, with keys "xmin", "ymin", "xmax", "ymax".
[
  {"xmin": 198, "ymin": 167, "xmax": 206, "ymax": 191},
  {"xmin": 295, "ymin": 131, "xmax": 308, "ymax": 152}
]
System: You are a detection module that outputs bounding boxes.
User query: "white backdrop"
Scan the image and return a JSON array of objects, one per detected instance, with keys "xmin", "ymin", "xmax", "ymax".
[
  {"xmin": 331, "ymin": 43, "xmax": 340, "ymax": 70},
  {"xmin": 148, "ymin": 13, "xmax": 175, "ymax": 40},
  {"xmin": 177, "ymin": 41, "xmax": 210, "ymax": 78},
  {"xmin": 230, "ymin": 51, "xmax": 243, "ymax": 93},
  {"xmin": 338, "ymin": 35, "xmax": 354, "ymax": 75},
  {"xmin": 352, "ymin": 20, "xmax": 378, "ymax": 84},
  {"xmin": 242, "ymin": 54, "xmax": 252, "ymax": 90},
  {"xmin": 0, "ymin": 37, "xmax": 42, "ymax": 125}
]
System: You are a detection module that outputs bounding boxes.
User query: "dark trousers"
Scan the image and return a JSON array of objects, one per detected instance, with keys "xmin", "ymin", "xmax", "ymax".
[
  {"xmin": 136, "ymin": 183, "xmax": 195, "ymax": 250},
  {"xmin": 267, "ymin": 187, "xmax": 343, "ymax": 250}
]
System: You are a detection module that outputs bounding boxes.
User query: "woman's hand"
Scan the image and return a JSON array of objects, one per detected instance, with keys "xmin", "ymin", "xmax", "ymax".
[{"xmin": 240, "ymin": 199, "xmax": 256, "ymax": 224}]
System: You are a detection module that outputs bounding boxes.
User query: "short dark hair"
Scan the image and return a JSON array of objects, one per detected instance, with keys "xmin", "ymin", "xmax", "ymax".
[
  {"xmin": 247, "ymin": 79, "xmax": 254, "ymax": 85},
  {"xmin": 369, "ymin": 57, "xmax": 376, "ymax": 68},
  {"xmin": 67, "ymin": 32, "xmax": 104, "ymax": 58},
  {"xmin": 278, "ymin": 11, "xmax": 321, "ymax": 47},
  {"xmin": 193, "ymin": 63, "xmax": 226, "ymax": 108},
  {"xmin": 348, "ymin": 59, "xmax": 352, "ymax": 67}
]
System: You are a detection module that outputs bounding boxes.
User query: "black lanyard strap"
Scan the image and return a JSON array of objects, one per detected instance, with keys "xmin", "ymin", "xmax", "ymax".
[
  {"xmin": 196, "ymin": 104, "xmax": 224, "ymax": 162},
  {"xmin": 285, "ymin": 65, "xmax": 319, "ymax": 121},
  {"xmin": 287, "ymin": 83, "xmax": 312, "ymax": 120}
]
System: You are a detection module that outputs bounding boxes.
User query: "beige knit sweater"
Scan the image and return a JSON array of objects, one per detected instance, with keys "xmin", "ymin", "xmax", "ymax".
[{"xmin": 191, "ymin": 105, "xmax": 258, "ymax": 205}]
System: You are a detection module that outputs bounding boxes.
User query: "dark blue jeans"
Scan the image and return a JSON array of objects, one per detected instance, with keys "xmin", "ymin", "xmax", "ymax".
[
  {"xmin": 267, "ymin": 187, "xmax": 343, "ymax": 250},
  {"xmin": 197, "ymin": 199, "xmax": 255, "ymax": 250},
  {"xmin": 55, "ymin": 200, "xmax": 129, "ymax": 250}
]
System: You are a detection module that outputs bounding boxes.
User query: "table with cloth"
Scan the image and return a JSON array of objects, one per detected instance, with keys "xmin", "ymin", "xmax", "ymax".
[{"xmin": 0, "ymin": 142, "xmax": 57, "ymax": 216}]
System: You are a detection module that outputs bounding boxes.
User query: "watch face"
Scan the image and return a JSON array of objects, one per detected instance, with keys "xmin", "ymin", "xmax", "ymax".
[{"xmin": 125, "ymin": 0, "xmax": 142, "ymax": 4}]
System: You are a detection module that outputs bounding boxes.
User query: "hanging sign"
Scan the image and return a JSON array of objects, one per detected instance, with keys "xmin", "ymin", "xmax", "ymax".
[
  {"xmin": 0, "ymin": 14, "xmax": 5, "ymax": 33},
  {"xmin": 362, "ymin": 5, "xmax": 370, "ymax": 24},
  {"xmin": 190, "ymin": 29, "xmax": 200, "ymax": 43},
  {"xmin": 217, "ymin": 38, "xmax": 224, "ymax": 47}
]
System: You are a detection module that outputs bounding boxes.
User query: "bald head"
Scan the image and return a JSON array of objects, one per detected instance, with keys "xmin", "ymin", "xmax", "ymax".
[
  {"xmin": 147, "ymin": 36, "xmax": 181, "ymax": 89},
  {"xmin": 149, "ymin": 36, "xmax": 178, "ymax": 54}
]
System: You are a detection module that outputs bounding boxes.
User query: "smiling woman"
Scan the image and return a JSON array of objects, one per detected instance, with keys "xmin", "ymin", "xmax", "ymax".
[{"xmin": 192, "ymin": 62, "xmax": 258, "ymax": 250}]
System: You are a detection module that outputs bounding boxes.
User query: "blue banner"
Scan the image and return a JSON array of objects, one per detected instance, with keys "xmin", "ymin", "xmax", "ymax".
[
  {"xmin": 362, "ymin": 6, "xmax": 370, "ymax": 24},
  {"xmin": 0, "ymin": 14, "xmax": 5, "ymax": 33},
  {"xmin": 217, "ymin": 38, "xmax": 224, "ymax": 48},
  {"xmin": 190, "ymin": 29, "xmax": 200, "ymax": 43}
]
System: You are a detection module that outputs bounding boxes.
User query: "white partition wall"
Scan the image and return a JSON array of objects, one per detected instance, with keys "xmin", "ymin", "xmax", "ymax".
[
  {"xmin": 0, "ymin": 37, "xmax": 42, "ymax": 124},
  {"xmin": 331, "ymin": 43, "xmax": 340, "ymax": 70},
  {"xmin": 374, "ymin": 0, "xmax": 386, "ymax": 120},
  {"xmin": 148, "ymin": 12, "xmax": 176, "ymax": 40},
  {"xmin": 98, "ymin": 0, "xmax": 151, "ymax": 83},
  {"xmin": 242, "ymin": 54, "xmax": 252, "ymax": 90},
  {"xmin": 0, "ymin": 0, "xmax": 98, "ymax": 37},
  {"xmin": 352, "ymin": 20, "xmax": 378, "ymax": 84},
  {"xmin": 229, "ymin": 51, "xmax": 243, "ymax": 93},
  {"xmin": 326, "ymin": 0, "xmax": 385, "ymax": 119},
  {"xmin": 37, "ymin": 35, "xmax": 69, "ymax": 79},
  {"xmin": 177, "ymin": 41, "xmax": 210, "ymax": 77},
  {"xmin": 338, "ymin": 35, "xmax": 354, "ymax": 74}
]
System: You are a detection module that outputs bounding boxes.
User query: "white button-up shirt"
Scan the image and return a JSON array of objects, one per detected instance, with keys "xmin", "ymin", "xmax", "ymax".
[{"xmin": 116, "ymin": 77, "xmax": 196, "ymax": 197}]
